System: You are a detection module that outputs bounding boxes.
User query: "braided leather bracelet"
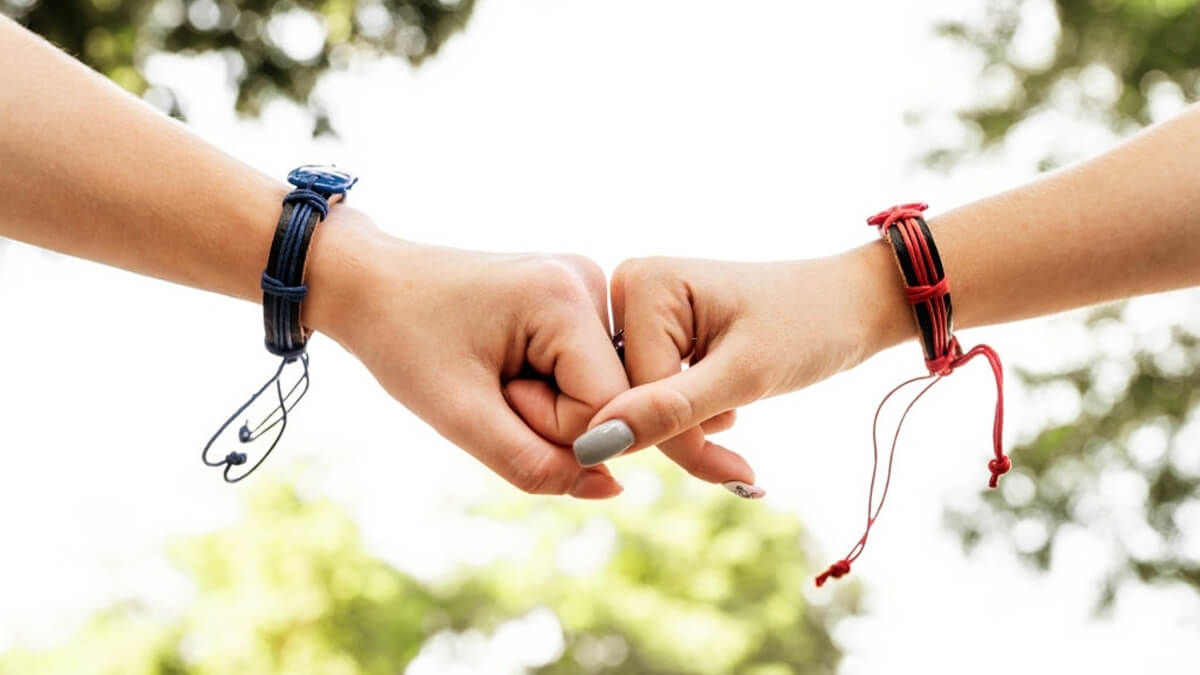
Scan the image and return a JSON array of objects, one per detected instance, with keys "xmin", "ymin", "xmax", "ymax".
[
  {"xmin": 201, "ymin": 166, "xmax": 357, "ymax": 483},
  {"xmin": 815, "ymin": 202, "xmax": 1010, "ymax": 587}
]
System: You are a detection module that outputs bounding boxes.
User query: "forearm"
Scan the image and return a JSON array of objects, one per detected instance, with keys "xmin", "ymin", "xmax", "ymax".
[
  {"xmin": 857, "ymin": 105, "xmax": 1200, "ymax": 355},
  {"xmin": 0, "ymin": 17, "xmax": 367, "ymax": 336}
]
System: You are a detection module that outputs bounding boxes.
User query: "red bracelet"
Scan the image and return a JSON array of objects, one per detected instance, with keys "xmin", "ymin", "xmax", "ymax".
[{"xmin": 815, "ymin": 202, "xmax": 1010, "ymax": 587}]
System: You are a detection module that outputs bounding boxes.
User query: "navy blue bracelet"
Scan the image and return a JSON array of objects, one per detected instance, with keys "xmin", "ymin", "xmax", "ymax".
[
  {"xmin": 262, "ymin": 187, "xmax": 327, "ymax": 357},
  {"xmin": 201, "ymin": 165, "xmax": 357, "ymax": 483}
]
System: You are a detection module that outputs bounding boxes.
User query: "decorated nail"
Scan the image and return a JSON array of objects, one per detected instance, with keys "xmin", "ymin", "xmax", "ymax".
[
  {"xmin": 722, "ymin": 480, "xmax": 766, "ymax": 499},
  {"xmin": 573, "ymin": 419, "xmax": 635, "ymax": 466}
]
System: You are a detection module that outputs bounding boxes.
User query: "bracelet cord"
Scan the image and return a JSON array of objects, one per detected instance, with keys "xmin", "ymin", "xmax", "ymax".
[
  {"xmin": 199, "ymin": 186, "xmax": 328, "ymax": 483},
  {"xmin": 814, "ymin": 202, "xmax": 1010, "ymax": 587}
]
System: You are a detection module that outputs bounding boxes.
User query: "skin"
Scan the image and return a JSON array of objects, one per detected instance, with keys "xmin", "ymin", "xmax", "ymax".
[
  {"xmin": 0, "ymin": 17, "xmax": 637, "ymax": 498},
  {"xmin": 5, "ymin": 15, "xmax": 1200, "ymax": 497},
  {"xmin": 594, "ymin": 107, "xmax": 1200, "ymax": 485}
]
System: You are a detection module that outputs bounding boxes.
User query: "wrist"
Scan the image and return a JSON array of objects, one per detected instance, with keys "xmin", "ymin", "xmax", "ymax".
[
  {"xmin": 302, "ymin": 205, "xmax": 393, "ymax": 345},
  {"xmin": 839, "ymin": 241, "xmax": 917, "ymax": 358}
]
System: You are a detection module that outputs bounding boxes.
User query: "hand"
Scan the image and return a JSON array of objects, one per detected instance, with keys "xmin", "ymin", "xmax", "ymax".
[
  {"xmin": 309, "ymin": 209, "xmax": 630, "ymax": 498},
  {"xmin": 573, "ymin": 247, "xmax": 905, "ymax": 492}
]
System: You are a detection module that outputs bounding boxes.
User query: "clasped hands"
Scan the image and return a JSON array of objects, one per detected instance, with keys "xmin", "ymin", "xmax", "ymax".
[{"xmin": 312, "ymin": 208, "xmax": 898, "ymax": 499}]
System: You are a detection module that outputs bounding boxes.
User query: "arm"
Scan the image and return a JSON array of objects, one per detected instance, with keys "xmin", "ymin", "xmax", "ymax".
[
  {"xmin": 0, "ymin": 17, "xmax": 634, "ymax": 498},
  {"xmin": 0, "ymin": 17, "xmax": 302, "ymax": 312},
  {"xmin": 870, "ymin": 105, "xmax": 1200, "ymax": 349},
  {"xmin": 583, "ymin": 105, "xmax": 1200, "ymax": 489}
]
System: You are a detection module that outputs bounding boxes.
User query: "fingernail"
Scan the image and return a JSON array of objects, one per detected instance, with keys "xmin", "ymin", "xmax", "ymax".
[
  {"xmin": 573, "ymin": 419, "xmax": 635, "ymax": 466},
  {"xmin": 723, "ymin": 481, "xmax": 766, "ymax": 500}
]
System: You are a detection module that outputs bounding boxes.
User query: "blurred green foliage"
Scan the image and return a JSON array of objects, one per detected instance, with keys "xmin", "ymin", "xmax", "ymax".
[
  {"xmin": 0, "ymin": 0, "xmax": 475, "ymax": 128},
  {"xmin": 940, "ymin": 1, "xmax": 1200, "ymax": 608},
  {"xmin": 930, "ymin": 0, "xmax": 1200, "ymax": 167},
  {"xmin": 0, "ymin": 474, "xmax": 852, "ymax": 674},
  {"xmin": 947, "ymin": 304, "xmax": 1200, "ymax": 609}
]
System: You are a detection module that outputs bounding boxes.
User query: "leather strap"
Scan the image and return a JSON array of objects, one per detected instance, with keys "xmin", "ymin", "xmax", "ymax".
[
  {"xmin": 872, "ymin": 202, "xmax": 954, "ymax": 364},
  {"xmin": 262, "ymin": 188, "xmax": 329, "ymax": 357}
]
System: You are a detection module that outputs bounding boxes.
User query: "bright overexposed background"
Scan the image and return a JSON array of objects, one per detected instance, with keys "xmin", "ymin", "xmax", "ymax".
[{"xmin": 2, "ymin": 1, "xmax": 1198, "ymax": 673}]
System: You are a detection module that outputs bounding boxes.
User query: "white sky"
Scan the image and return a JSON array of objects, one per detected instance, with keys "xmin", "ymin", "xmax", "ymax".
[{"xmin": 2, "ymin": 0, "xmax": 1199, "ymax": 673}]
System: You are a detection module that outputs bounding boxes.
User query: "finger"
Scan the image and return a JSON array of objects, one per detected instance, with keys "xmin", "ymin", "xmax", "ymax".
[
  {"xmin": 663, "ymin": 432, "xmax": 756, "ymax": 486},
  {"xmin": 504, "ymin": 378, "xmax": 596, "ymax": 446},
  {"xmin": 585, "ymin": 273, "xmax": 752, "ymax": 482},
  {"xmin": 570, "ymin": 463, "xmax": 622, "ymax": 500},
  {"xmin": 700, "ymin": 409, "xmax": 737, "ymax": 434},
  {"xmin": 525, "ymin": 301, "xmax": 629, "ymax": 420},
  {"xmin": 558, "ymin": 253, "xmax": 613, "ymax": 332},
  {"xmin": 550, "ymin": 311, "xmax": 629, "ymax": 410},
  {"xmin": 584, "ymin": 345, "xmax": 759, "ymax": 484},
  {"xmin": 436, "ymin": 378, "xmax": 623, "ymax": 499},
  {"xmin": 573, "ymin": 280, "xmax": 687, "ymax": 465}
]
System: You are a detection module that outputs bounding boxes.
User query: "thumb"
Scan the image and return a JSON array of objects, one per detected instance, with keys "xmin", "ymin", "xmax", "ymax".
[
  {"xmin": 575, "ymin": 344, "xmax": 763, "ymax": 483},
  {"xmin": 426, "ymin": 369, "xmax": 623, "ymax": 500}
]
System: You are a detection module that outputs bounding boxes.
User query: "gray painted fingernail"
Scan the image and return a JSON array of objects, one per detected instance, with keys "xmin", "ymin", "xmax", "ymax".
[
  {"xmin": 723, "ymin": 481, "xmax": 766, "ymax": 499},
  {"xmin": 573, "ymin": 420, "xmax": 635, "ymax": 466}
]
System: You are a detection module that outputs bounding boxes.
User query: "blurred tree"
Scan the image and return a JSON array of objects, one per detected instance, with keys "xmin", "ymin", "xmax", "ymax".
[
  {"xmin": 0, "ymin": 0, "xmax": 475, "ymax": 128},
  {"xmin": 940, "ymin": 1, "xmax": 1200, "ymax": 609},
  {"xmin": 0, "ymin": 474, "xmax": 852, "ymax": 674},
  {"xmin": 946, "ymin": 303, "xmax": 1200, "ymax": 609},
  {"xmin": 928, "ymin": 0, "xmax": 1200, "ymax": 168}
]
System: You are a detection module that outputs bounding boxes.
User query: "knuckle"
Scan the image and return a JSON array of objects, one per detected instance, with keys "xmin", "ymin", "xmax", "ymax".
[
  {"xmin": 614, "ymin": 257, "xmax": 690, "ymax": 325},
  {"xmin": 728, "ymin": 351, "xmax": 773, "ymax": 401},
  {"xmin": 431, "ymin": 395, "xmax": 478, "ymax": 436},
  {"xmin": 512, "ymin": 468, "xmax": 547, "ymax": 495},
  {"xmin": 523, "ymin": 257, "xmax": 590, "ymax": 306},
  {"xmin": 556, "ymin": 254, "xmax": 606, "ymax": 292},
  {"xmin": 645, "ymin": 386, "xmax": 695, "ymax": 439},
  {"xmin": 511, "ymin": 462, "xmax": 549, "ymax": 495},
  {"xmin": 509, "ymin": 446, "xmax": 566, "ymax": 495},
  {"xmin": 613, "ymin": 256, "xmax": 663, "ymax": 291},
  {"xmin": 612, "ymin": 258, "xmax": 641, "ymax": 287}
]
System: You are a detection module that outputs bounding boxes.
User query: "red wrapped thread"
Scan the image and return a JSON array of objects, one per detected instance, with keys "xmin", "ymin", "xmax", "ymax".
[{"xmin": 815, "ymin": 203, "xmax": 1010, "ymax": 587}]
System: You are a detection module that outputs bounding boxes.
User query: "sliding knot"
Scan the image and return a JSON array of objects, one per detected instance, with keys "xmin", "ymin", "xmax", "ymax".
[
  {"xmin": 924, "ymin": 336, "xmax": 964, "ymax": 376},
  {"xmin": 925, "ymin": 354, "xmax": 956, "ymax": 376},
  {"xmin": 987, "ymin": 455, "xmax": 1011, "ymax": 488},
  {"xmin": 225, "ymin": 452, "xmax": 248, "ymax": 466},
  {"xmin": 867, "ymin": 202, "xmax": 928, "ymax": 232},
  {"xmin": 283, "ymin": 188, "xmax": 330, "ymax": 219},
  {"xmin": 815, "ymin": 559, "xmax": 852, "ymax": 587},
  {"xmin": 261, "ymin": 273, "xmax": 307, "ymax": 303}
]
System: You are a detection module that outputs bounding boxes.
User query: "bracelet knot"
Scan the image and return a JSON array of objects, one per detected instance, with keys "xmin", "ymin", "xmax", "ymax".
[
  {"xmin": 283, "ymin": 188, "xmax": 330, "ymax": 219},
  {"xmin": 866, "ymin": 202, "xmax": 928, "ymax": 231},
  {"xmin": 261, "ymin": 272, "xmax": 308, "ymax": 303},
  {"xmin": 814, "ymin": 559, "xmax": 852, "ymax": 587},
  {"xmin": 988, "ymin": 455, "xmax": 1012, "ymax": 487},
  {"xmin": 904, "ymin": 278, "xmax": 950, "ymax": 304}
]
